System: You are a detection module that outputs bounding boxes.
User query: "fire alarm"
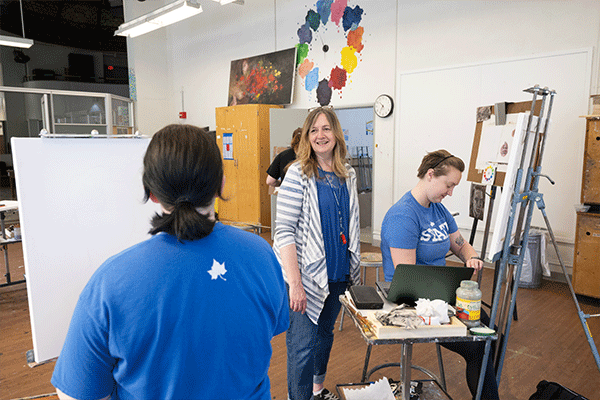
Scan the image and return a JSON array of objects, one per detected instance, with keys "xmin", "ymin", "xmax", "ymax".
[{"xmin": 179, "ymin": 111, "xmax": 187, "ymax": 119}]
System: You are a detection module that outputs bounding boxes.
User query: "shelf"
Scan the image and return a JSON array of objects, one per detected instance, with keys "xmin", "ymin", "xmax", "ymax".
[
  {"xmin": 0, "ymin": 237, "xmax": 21, "ymax": 245},
  {"xmin": 54, "ymin": 123, "xmax": 106, "ymax": 126}
]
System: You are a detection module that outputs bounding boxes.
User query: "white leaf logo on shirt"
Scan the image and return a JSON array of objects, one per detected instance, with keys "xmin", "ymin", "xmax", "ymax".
[{"xmin": 208, "ymin": 259, "xmax": 227, "ymax": 281}]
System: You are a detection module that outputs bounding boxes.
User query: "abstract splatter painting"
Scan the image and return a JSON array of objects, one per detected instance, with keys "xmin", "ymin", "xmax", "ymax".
[
  {"xmin": 228, "ymin": 47, "xmax": 297, "ymax": 106},
  {"xmin": 296, "ymin": 0, "xmax": 366, "ymax": 106}
]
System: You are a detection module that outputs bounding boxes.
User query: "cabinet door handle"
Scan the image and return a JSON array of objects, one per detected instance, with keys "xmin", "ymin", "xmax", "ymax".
[{"xmin": 234, "ymin": 159, "xmax": 238, "ymax": 167}]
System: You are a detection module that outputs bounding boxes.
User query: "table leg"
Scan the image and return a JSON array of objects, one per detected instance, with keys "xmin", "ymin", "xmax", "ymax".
[
  {"xmin": 400, "ymin": 343, "xmax": 412, "ymax": 400},
  {"xmin": 1, "ymin": 212, "xmax": 10, "ymax": 284},
  {"xmin": 361, "ymin": 344, "xmax": 372, "ymax": 382}
]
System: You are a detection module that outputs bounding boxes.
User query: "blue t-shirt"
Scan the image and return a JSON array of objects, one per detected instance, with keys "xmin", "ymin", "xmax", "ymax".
[
  {"xmin": 316, "ymin": 169, "xmax": 350, "ymax": 282},
  {"xmin": 51, "ymin": 223, "xmax": 289, "ymax": 400},
  {"xmin": 380, "ymin": 191, "xmax": 458, "ymax": 281}
]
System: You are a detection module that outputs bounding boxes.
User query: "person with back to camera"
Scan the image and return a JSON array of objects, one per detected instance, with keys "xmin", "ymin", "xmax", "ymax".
[
  {"xmin": 272, "ymin": 107, "xmax": 361, "ymax": 400},
  {"xmin": 266, "ymin": 127, "xmax": 302, "ymax": 187},
  {"xmin": 380, "ymin": 150, "xmax": 500, "ymax": 400},
  {"xmin": 51, "ymin": 124, "xmax": 289, "ymax": 400}
]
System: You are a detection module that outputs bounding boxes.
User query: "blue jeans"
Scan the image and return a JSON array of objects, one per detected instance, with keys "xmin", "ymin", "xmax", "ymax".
[{"xmin": 286, "ymin": 282, "xmax": 347, "ymax": 400}]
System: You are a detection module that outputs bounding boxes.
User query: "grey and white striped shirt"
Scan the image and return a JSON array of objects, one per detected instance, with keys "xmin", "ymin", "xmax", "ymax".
[{"xmin": 273, "ymin": 161, "xmax": 361, "ymax": 324}]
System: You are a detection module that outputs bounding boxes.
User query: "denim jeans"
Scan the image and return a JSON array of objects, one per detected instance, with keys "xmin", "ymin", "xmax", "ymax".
[{"xmin": 286, "ymin": 282, "xmax": 347, "ymax": 400}]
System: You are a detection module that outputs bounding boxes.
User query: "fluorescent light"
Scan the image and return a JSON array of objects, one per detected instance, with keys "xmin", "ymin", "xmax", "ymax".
[
  {"xmin": 0, "ymin": 35, "xmax": 33, "ymax": 49},
  {"xmin": 212, "ymin": 0, "xmax": 244, "ymax": 4},
  {"xmin": 115, "ymin": 0, "xmax": 203, "ymax": 38}
]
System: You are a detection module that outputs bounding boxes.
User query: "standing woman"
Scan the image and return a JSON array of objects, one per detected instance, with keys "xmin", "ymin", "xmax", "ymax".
[
  {"xmin": 380, "ymin": 149, "xmax": 499, "ymax": 400},
  {"xmin": 273, "ymin": 107, "xmax": 361, "ymax": 400}
]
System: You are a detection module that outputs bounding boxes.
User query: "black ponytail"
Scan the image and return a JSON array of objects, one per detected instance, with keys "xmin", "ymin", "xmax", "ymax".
[{"xmin": 143, "ymin": 125, "xmax": 223, "ymax": 242}]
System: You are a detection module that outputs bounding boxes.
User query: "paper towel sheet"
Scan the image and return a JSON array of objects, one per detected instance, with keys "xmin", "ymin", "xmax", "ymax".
[{"xmin": 342, "ymin": 377, "xmax": 396, "ymax": 400}]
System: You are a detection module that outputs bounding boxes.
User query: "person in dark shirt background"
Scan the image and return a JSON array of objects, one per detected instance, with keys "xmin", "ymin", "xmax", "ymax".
[{"xmin": 266, "ymin": 128, "xmax": 302, "ymax": 187}]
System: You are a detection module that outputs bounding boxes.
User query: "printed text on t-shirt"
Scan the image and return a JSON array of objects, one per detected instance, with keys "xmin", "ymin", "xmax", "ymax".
[{"xmin": 419, "ymin": 222, "xmax": 449, "ymax": 242}]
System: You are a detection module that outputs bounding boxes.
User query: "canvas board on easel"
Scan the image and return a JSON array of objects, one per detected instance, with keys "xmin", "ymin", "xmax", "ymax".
[
  {"xmin": 12, "ymin": 137, "xmax": 160, "ymax": 363},
  {"xmin": 467, "ymin": 101, "xmax": 543, "ymax": 262}
]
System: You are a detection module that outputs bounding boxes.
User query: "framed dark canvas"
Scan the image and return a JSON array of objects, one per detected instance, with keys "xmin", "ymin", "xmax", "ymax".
[{"xmin": 228, "ymin": 47, "xmax": 297, "ymax": 106}]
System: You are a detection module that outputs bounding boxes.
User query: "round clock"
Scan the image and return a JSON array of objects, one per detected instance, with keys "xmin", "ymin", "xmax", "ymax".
[{"xmin": 374, "ymin": 94, "xmax": 394, "ymax": 118}]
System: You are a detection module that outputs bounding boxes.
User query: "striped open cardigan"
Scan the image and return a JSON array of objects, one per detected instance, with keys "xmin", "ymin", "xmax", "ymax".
[{"xmin": 273, "ymin": 161, "xmax": 361, "ymax": 324}]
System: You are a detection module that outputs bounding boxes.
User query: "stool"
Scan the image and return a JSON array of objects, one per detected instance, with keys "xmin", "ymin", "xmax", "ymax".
[
  {"xmin": 361, "ymin": 342, "xmax": 447, "ymax": 391},
  {"xmin": 360, "ymin": 252, "xmax": 383, "ymax": 284},
  {"xmin": 339, "ymin": 252, "xmax": 383, "ymax": 331}
]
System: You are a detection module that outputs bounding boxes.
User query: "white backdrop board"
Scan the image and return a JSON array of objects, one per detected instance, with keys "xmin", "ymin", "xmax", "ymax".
[{"xmin": 12, "ymin": 137, "xmax": 160, "ymax": 363}]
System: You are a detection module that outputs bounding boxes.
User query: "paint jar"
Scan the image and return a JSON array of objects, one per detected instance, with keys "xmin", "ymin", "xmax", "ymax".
[{"xmin": 455, "ymin": 280, "xmax": 481, "ymax": 327}]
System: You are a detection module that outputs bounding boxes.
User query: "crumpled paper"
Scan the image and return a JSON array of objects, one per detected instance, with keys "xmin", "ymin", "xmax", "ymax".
[
  {"xmin": 375, "ymin": 304, "xmax": 423, "ymax": 329},
  {"xmin": 415, "ymin": 298, "xmax": 450, "ymax": 325}
]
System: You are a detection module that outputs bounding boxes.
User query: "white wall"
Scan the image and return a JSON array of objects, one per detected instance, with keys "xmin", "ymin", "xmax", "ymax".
[{"xmin": 124, "ymin": 0, "xmax": 600, "ymax": 275}]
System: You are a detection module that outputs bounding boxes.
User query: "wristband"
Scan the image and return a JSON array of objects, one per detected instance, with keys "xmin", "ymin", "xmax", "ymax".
[{"xmin": 470, "ymin": 256, "xmax": 483, "ymax": 261}]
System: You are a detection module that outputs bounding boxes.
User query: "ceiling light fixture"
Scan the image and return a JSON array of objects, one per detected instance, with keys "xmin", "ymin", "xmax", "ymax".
[
  {"xmin": 0, "ymin": 0, "xmax": 33, "ymax": 48},
  {"xmin": 212, "ymin": 0, "xmax": 245, "ymax": 5},
  {"xmin": 115, "ymin": 0, "xmax": 203, "ymax": 38}
]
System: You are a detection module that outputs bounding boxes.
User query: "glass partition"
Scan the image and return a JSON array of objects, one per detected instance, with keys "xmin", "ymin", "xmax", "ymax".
[
  {"xmin": 53, "ymin": 94, "xmax": 108, "ymax": 134},
  {"xmin": 0, "ymin": 86, "xmax": 134, "ymax": 139}
]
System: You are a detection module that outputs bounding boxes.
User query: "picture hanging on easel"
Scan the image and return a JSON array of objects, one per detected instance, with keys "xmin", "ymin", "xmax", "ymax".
[
  {"xmin": 228, "ymin": 47, "xmax": 297, "ymax": 106},
  {"xmin": 469, "ymin": 183, "xmax": 486, "ymax": 221}
]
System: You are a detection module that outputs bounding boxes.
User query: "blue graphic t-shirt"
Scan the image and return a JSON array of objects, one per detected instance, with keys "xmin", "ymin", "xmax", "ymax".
[{"xmin": 380, "ymin": 191, "xmax": 458, "ymax": 281}]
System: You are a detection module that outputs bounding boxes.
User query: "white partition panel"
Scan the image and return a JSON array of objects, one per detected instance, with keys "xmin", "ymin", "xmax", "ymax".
[{"xmin": 12, "ymin": 137, "xmax": 160, "ymax": 363}]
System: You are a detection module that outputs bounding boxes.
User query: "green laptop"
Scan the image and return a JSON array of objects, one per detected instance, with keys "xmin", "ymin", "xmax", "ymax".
[{"xmin": 378, "ymin": 263, "xmax": 475, "ymax": 306}]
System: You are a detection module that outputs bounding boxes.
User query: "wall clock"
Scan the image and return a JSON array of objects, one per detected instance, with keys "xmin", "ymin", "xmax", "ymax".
[{"xmin": 374, "ymin": 94, "xmax": 393, "ymax": 118}]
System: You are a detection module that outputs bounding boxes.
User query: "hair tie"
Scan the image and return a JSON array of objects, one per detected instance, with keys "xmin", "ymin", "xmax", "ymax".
[
  {"xmin": 174, "ymin": 197, "xmax": 193, "ymax": 207},
  {"xmin": 431, "ymin": 154, "xmax": 454, "ymax": 169}
]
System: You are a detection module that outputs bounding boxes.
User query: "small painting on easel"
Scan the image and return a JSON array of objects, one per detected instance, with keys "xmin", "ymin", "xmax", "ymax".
[
  {"xmin": 474, "ymin": 112, "xmax": 520, "ymax": 176},
  {"xmin": 469, "ymin": 183, "xmax": 486, "ymax": 221}
]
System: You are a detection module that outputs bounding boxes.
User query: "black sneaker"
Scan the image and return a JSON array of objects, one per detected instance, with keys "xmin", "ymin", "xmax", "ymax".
[{"xmin": 313, "ymin": 388, "xmax": 339, "ymax": 400}]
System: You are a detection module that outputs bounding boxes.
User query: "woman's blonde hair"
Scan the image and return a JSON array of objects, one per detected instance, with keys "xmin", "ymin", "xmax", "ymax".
[{"xmin": 295, "ymin": 107, "xmax": 348, "ymax": 179}]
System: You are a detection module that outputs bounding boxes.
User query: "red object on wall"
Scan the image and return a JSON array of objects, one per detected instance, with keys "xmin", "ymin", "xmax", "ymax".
[{"xmin": 179, "ymin": 111, "xmax": 187, "ymax": 119}]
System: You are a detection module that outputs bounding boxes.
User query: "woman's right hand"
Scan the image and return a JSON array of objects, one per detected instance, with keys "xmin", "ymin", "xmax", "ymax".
[{"xmin": 288, "ymin": 281, "xmax": 307, "ymax": 314}]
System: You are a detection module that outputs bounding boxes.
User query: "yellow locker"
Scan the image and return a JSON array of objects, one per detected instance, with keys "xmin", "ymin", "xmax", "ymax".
[{"xmin": 215, "ymin": 104, "xmax": 282, "ymax": 227}]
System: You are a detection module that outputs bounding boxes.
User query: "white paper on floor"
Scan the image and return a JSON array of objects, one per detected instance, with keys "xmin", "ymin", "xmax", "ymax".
[{"xmin": 342, "ymin": 377, "xmax": 395, "ymax": 400}]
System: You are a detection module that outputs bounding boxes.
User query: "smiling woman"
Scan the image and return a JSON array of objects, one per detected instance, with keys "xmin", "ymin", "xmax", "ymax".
[{"xmin": 272, "ymin": 106, "xmax": 361, "ymax": 400}]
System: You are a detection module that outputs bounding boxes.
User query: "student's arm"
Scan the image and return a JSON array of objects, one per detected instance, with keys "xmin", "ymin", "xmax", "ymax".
[
  {"xmin": 449, "ymin": 230, "xmax": 483, "ymax": 271},
  {"xmin": 56, "ymin": 388, "xmax": 109, "ymax": 400},
  {"xmin": 390, "ymin": 247, "xmax": 416, "ymax": 266},
  {"xmin": 266, "ymin": 174, "xmax": 280, "ymax": 187}
]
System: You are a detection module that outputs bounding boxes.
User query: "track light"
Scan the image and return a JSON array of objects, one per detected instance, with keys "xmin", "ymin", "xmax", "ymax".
[
  {"xmin": 0, "ymin": 0, "xmax": 33, "ymax": 48},
  {"xmin": 115, "ymin": 0, "xmax": 203, "ymax": 38}
]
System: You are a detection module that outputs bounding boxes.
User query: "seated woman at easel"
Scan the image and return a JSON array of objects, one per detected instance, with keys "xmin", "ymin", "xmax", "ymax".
[{"xmin": 380, "ymin": 150, "xmax": 499, "ymax": 400}]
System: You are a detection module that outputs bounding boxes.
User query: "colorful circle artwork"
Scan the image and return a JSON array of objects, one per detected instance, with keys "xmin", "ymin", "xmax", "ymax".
[{"xmin": 296, "ymin": 0, "xmax": 365, "ymax": 106}]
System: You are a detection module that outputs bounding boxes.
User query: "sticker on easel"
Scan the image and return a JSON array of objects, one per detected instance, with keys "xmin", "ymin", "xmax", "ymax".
[
  {"xmin": 482, "ymin": 163, "xmax": 497, "ymax": 185},
  {"xmin": 223, "ymin": 133, "xmax": 233, "ymax": 160}
]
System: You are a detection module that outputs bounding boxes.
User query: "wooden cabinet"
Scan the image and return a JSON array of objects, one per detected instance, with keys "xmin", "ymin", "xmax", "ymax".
[
  {"xmin": 573, "ymin": 116, "xmax": 600, "ymax": 297},
  {"xmin": 573, "ymin": 212, "xmax": 600, "ymax": 298},
  {"xmin": 215, "ymin": 104, "xmax": 282, "ymax": 227},
  {"xmin": 581, "ymin": 117, "xmax": 600, "ymax": 204}
]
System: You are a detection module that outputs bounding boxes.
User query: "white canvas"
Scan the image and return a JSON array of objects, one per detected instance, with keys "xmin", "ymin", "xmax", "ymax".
[
  {"xmin": 486, "ymin": 113, "xmax": 547, "ymax": 261},
  {"xmin": 12, "ymin": 137, "xmax": 160, "ymax": 362}
]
